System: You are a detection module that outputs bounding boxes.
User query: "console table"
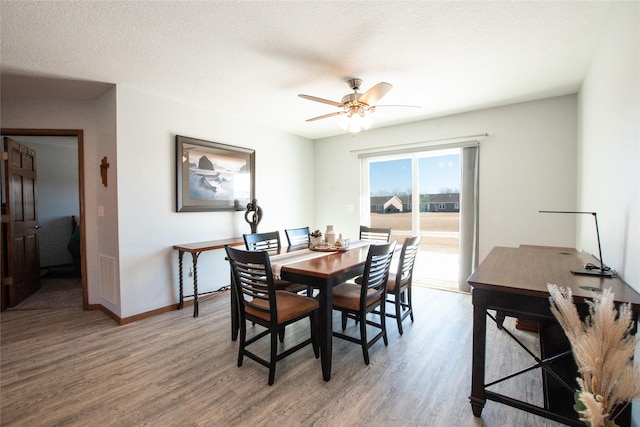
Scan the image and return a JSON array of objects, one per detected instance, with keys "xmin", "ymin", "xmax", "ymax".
[
  {"xmin": 173, "ymin": 237, "xmax": 244, "ymax": 317},
  {"xmin": 468, "ymin": 246, "xmax": 640, "ymax": 426}
]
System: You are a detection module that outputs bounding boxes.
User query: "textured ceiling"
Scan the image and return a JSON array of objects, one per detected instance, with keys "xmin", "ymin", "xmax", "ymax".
[{"xmin": 0, "ymin": 1, "xmax": 614, "ymax": 140}]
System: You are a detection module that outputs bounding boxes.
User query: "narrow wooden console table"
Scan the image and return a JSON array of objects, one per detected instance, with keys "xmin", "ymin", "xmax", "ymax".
[
  {"xmin": 468, "ymin": 246, "xmax": 640, "ymax": 426},
  {"xmin": 173, "ymin": 237, "xmax": 244, "ymax": 317}
]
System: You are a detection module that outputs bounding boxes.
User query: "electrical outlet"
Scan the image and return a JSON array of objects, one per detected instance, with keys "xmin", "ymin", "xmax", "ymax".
[{"xmin": 189, "ymin": 268, "xmax": 193, "ymax": 277}]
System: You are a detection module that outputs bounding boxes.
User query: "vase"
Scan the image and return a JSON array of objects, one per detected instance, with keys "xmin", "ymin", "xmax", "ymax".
[
  {"xmin": 325, "ymin": 225, "xmax": 336, "ymax": 244},
  {"xmin": 310, "ymin": 235, "xmax": 322, "ymax": 247}
]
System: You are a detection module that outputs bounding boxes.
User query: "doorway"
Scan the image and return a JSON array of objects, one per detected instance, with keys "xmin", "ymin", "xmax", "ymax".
[
  {"xmin": 364, "ymin": 148, "xmax": 461, "ymax": 289},
  {"xmin": 1, "ymin": 128, "xmax": 86, "ymax": 310}
]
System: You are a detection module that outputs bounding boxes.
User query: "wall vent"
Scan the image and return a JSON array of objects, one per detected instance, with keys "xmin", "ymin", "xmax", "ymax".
[{"xmin": 99, "ymin": 254, "xmax": 117, "ymax": 305}]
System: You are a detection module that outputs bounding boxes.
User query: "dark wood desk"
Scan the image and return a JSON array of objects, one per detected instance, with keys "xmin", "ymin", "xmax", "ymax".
[
  {"xmin": 467, "ymin": 246, "xmax": 640, "ymax": 426},
  {"xmin": 173, "ymin": 237, "xmax": 244, "ymax": 317},
  {"xmin": 277, "ymin": 243, "xmax": 372, "ymax": 382}
]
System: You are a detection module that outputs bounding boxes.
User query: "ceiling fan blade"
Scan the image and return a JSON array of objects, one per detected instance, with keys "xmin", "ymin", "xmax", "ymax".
[
  {"xmin": 374, "ymin": 104, "xmax": 421, "ymax": 109},
  {"xmin": 358, "ymin": 82, "xmax": 393, "ymax": 105},
  {"xmin": 306, "ymin": 111, "xmax": 344, "ymax": 122},
  {"xmin": 298, "ymin": 94, "xmax": 343, "ymax": 108}
]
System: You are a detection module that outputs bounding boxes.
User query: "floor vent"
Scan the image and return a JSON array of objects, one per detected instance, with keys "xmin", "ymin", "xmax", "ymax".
[{"xmin": 99, "ymin": 254, "xmax": 117, "ymax": 304}]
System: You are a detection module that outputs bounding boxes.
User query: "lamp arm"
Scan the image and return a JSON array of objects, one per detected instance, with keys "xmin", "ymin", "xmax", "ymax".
[{"xmin": 539, "ymin": 210, "xmax": 610, "ymax": 275}]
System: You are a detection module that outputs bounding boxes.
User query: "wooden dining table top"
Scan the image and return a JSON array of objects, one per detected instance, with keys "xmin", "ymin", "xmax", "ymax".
[{"xmin": 275, "ymin": 243, "xmax": 373, "ymax": 279}]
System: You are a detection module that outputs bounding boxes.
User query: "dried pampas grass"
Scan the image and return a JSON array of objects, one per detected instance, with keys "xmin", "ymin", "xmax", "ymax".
[{"xmin": 548, "ymin": 284, "xmax": 640, "ymax": 427}]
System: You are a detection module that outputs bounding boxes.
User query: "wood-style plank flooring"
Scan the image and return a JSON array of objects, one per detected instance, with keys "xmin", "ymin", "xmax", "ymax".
[{"xmin": 1, "ymin": 286, "xmax": 567, "ymax": 426}]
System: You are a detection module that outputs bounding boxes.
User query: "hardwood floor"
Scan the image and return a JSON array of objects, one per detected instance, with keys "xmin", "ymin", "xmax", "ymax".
[{"xmin": 1, "ymin": 286, "xmax": 567, "ymax": 426}]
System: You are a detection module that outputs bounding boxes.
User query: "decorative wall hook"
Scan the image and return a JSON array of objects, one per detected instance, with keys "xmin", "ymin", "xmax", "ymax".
[{"xmin": 100, "ymin": 156, "xmax": 110, "ymax": 187}]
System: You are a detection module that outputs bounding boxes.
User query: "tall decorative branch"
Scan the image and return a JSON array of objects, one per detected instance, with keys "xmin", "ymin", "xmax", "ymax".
[{"xmin": 548, "ymin": 284, "xmax": 640, "ymax": 427}]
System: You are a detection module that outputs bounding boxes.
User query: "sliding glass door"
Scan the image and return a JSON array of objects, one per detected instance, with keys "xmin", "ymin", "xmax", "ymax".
[{"xmin": 364, "ymin": 148, "xmax": 461, "ymax": 288}]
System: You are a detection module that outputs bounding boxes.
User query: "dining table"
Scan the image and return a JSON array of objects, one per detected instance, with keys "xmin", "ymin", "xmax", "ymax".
[{"xmin": 230, "ymin": 240, "xmax": 373, "ymax": 382}]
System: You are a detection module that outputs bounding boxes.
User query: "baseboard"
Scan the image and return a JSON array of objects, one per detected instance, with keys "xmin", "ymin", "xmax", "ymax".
[
  {"xmin": 120, "ymin": 304, "xmax": 180, "ymax": 325},
  {"xmin": 87, "ymin": 290, "xmax": 229, "ymax": 325},
  {"xmin": 87, "ymin": 303, "xmax": 121, "ymax": 323}
]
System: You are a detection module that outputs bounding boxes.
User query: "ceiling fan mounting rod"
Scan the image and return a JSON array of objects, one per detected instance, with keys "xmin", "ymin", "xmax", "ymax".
[{"xmin": 348, "ymin": 78, "xmax": 362, "ymax": 92}]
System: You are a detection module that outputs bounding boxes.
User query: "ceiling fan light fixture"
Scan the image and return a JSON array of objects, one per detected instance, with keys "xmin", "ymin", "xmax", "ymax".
[
  {"xmin": 338, "ymin": 114, "xmax": 351, "ymax": 131},
  {"xmin": 339, "ymin": 106, "xmax": 373, "ymax": 134},
  {"xmin": 361, "ymin": 112, "xmax": 373, "ymax": 130}
]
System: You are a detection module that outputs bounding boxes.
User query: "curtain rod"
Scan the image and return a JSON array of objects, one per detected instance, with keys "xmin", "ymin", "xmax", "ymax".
[{"xmin": 350, "ymin": 132, "xmax": 489, "ymax": 155}]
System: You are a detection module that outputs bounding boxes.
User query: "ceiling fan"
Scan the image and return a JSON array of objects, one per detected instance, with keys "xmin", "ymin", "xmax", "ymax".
[{"xmin": 298, "ymin": 78, "xmax": 419, "ymax": 133}]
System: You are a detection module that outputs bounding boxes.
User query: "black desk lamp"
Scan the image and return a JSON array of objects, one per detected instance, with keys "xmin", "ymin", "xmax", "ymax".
[{"xmin": 539, "ymin": 210, "xmax": 614, "ymax": 278}]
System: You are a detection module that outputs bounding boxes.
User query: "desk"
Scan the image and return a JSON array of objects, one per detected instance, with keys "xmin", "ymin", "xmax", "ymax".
[
  {"xmin": 467, "ymin": 246, "xmax": 640, "ymax": 426},
  {"xmin": 173, "ymin": 237, "xmax": 244, "ymax": 317},
  {"xmin": 277, "ymin": 243, "xmax": 372, "ymax": 382}
]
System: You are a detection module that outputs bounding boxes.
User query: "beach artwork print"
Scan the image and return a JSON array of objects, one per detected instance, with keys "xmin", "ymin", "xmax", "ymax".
[{"xmin": 176, "ymin": 136, "xmax": 254, "ymax": 212}]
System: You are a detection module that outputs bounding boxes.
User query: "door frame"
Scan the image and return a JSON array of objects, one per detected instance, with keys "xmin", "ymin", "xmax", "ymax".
[{"xmin": 1, "ymin": 128, "xmax": 86, "ymax": 309}]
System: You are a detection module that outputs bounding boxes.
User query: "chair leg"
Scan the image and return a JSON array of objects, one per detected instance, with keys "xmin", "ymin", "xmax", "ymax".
[
  {"xmin": 359, "ymin": 313, "xmax": 370, "ymax": 365},
  {"xmin": 408, "ymin": 288, "xmax": 414, "ymax": 322},
  {"xmin": 380, "ymin": 305, "xmax": 388, "ymax": 346},
  {"xmin": 310, "ymin": 312, "xmax": 319, "ymax": 359},
  {"xmin": 268, "ymin": 327, "xmax": 278, "ymax": 386},
  {"xmin": 395, "ymin": 296, "xmax": 404, "ymax": 335},
  {"xmin": 341, "ymin": 312, "xmax": 348, "ymax": 331},
  {"xmin": 238, "ymin": 321, "xmax": 246, "ymax": 367},
  {"xmin": 278, "ymin": 326, "xmax": 285, "ymax": 343}
]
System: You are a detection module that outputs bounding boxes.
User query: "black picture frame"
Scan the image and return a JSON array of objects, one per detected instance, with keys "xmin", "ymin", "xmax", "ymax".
[{"xmin": 175, "ymin": 135, "xmax": 255, "ymax": 212}]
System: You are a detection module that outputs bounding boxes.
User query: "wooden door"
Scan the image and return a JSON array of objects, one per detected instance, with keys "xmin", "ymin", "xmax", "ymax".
[{"xmin": 2, "ymin": 137, "xmax": 41, "ymax": 307}]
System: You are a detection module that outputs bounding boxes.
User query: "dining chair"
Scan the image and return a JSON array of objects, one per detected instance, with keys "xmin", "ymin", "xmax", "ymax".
[
  {"xmin": 352, "ymin": 226, "xmax": 392, "ymax": 286},
  {"xmin": 242, "ymin": 231, "xmax": 311, "ymax": 337},
  {"xmin": 359, "ymin": 225, "xmax": 392, "ymax": 242},
  {"xmin": 243, "ymin": 230, "xmax": 281, "ymax": 251},
  {"xmin": 378, "ymin": 235, "xmax": 421, "ymax": 335},
  {"xmin": 285, "ymin": 226, "xmax": 311, "ymax": 246},
  {"xmin": 329, "ymin": 240, "xmax": 397, "ymax": 365},
  {"xmin": 225, "ymin": 246, "xmax": 319, "ymax": 385},
  {"xmin": 242, "ymin": 231, "xmax": 307, "ymax": 294}
]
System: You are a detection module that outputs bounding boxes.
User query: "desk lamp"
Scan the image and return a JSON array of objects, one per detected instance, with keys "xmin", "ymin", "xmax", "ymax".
[{"xmin": 539, "ymin": 210, "xmax": 614, "ymax": 278}]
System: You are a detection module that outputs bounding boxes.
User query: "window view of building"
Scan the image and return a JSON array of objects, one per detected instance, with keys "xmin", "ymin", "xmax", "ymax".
[{"xmin": 367, "ymin": 149, "xmax": 460, "ymax": 288}]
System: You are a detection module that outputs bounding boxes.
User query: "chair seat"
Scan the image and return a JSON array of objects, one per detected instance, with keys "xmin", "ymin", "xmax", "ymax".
[
  {"xmin": 356, "ymin": 276, "xmax": 399, "ymax": 292},
  {"xmin": 247, "ymin": 291, "xmax": 319, "ymax": 324},
  {"xmin": 387, "ymin": 278, "xmax": 400, "ymax": 292},
  {"xmin": 329, "ymin": 283, "xmax": 381, "ymax": 311},
  {"xmin": 274, "ymin": 280, "xmax": 307, "ymax": 294}
]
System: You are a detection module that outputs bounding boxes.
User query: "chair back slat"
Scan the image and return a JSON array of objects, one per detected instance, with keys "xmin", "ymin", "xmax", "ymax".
[
  {"xmin": 285, "ymin": 227, "xmax": 311, "ymax": 246},
  {"xmin": 244, "ymin": 231, "xmax": 281, "ymax": 251},
  {"xmin": 397, "ymin": 235, "xmax": 421, "ymax": 287},
  {"xmin": 359, "ymin": 226, "xmax": 392, "ymax": 243},
  {"xmin": 226, "ymin": 246, "xmax": 276, "ymax": 319},
  {"xmin": 361, "ymin": 241, "xmax": 396, "ymax": 305}
]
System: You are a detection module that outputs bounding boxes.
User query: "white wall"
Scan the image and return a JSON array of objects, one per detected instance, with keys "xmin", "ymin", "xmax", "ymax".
[
  {"xmin": 577, "ymin": 1, "xmax": 639, "ymax": 290},
  {"xmin": 314, "ymin": 95, "xmax": 578, "ymax": 261},
  {"xmin": 2, "ymin": 87, "xmax": 315, "ymax": 318},
  {"xmin": 94, "ymin": 87, "xmax": 120, "ymax": 313},
  {"xmin": 115, "ymin": 86, "xmax": 315, "ymax": 317}
]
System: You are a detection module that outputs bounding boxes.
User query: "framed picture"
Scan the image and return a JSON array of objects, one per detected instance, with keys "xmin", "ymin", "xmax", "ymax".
[{"xmin": 176, "ymin": 135, "xmax": 255, "ymax": 212}]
